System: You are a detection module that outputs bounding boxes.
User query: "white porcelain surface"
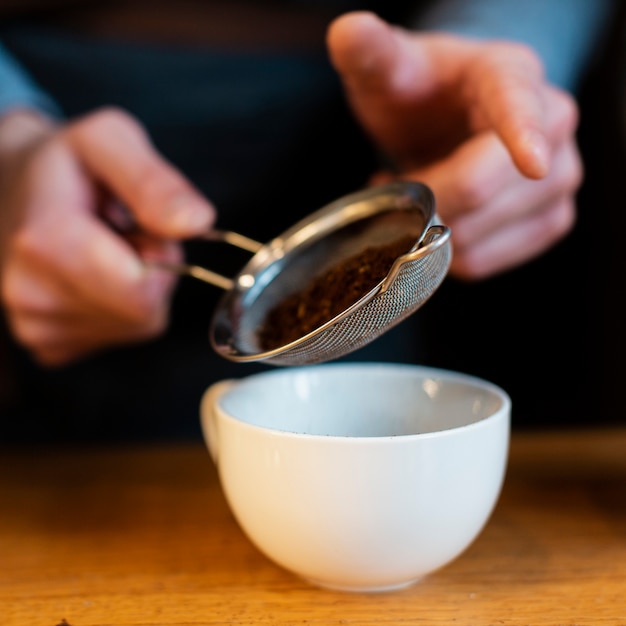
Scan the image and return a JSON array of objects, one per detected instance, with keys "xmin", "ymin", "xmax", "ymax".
[{"xmin": 200, "ymin": 362, "xmax": 511, "ymax": 592}]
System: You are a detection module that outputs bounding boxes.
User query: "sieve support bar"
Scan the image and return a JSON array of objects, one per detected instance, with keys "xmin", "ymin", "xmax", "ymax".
[
  {"xmin": 201, "ymin": 229, "xmax": 263, "ymax": 254},
  {"xmin": 147, "ymin": 260, "xmax": 235, "ymax": 291},
  {"xmin": 148, "ymin": 229, "xmax": 263, "ymax": 291}
]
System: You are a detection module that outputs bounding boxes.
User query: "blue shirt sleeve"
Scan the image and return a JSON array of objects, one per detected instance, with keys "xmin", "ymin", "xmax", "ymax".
[
  {"xmin": 411, "ymin": 0, "xmax": 617, "ymax": 92},
  {"xmin": 0, "ymin": 41, "xmax": 63, "ymax": 118}
]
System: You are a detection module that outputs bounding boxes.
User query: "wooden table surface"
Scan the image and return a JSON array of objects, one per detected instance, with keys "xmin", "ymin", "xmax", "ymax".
[{"xmin": 2, "ymin": 427, "xmax": 626, "ymax": 626}]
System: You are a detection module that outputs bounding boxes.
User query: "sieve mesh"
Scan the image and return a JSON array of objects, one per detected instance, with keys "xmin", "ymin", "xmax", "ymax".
[
  {"xmin": 209, "ymin": 181, "xmax": 452, "ymax": 366},
  {"xmin": 260, "ymin": 232, "xmax": 451, "ymax": 365}
]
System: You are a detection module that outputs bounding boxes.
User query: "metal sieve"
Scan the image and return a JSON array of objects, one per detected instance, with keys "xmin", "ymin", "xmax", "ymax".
[{"xmin": 152, "ymin": 181, "xmax": 452, "ymax": 366}]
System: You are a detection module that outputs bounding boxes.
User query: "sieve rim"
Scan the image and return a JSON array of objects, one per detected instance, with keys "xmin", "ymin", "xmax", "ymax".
[{"xmin": 209, "ymin": 181, "xmax": 450, "ymax": 364}]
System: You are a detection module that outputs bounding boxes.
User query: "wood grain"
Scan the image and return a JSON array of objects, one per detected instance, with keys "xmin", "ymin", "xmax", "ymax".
[{"xmin": 2, "ymin": 428, "xmax": 626, "ymax": 625}]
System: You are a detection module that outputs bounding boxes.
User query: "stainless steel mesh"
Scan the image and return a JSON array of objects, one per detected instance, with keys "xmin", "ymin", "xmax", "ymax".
[
  {"xmin": 256, "ymin": 229, "xmax": 451, "ymax": 365},
  {"xmin": 209, "ymin": 181, "xmax": 452, "ymax": 366}
]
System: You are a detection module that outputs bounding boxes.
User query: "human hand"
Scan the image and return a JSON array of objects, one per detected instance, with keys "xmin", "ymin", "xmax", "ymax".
[
  {"xmin": 0, "ymin": 107, "xmax": 215, "ymax": 365},
  {"xmin": 327, "ymin": 12, "xmax": 582, "ymax": 279}
]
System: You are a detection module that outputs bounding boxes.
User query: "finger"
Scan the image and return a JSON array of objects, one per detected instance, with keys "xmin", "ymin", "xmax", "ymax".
[
  {"xmin": 21, "ymin": 316, "xmax": 168, "ymax": 366},
  {"xmin": 10, "ymin": 136, "xmax": 178, "ymax": 324},
  {"xmin": 414, "ymin": 84, "xmax": 580, "ymax": 221},
  {"xmin": 328, "ymin": 13, "xmax": 556, "ymax": 181},
  {"xmin": 463, "ymin": 42, "xmax": 552, "ymax": 179},
  {"xmin": 3, "ymin": 264, "xmax": 171, "ymax": 362},
  {"xmin": 413, "ymin": 131, "xmax": 520, "ymax": 221},
  {"xmin": 10, "ymin": 210, "xmax": 175, "ymax": 322},
  {"xmin": 327, "ymin": 12, "xmax": 434, "ymax": 155},
  {"xmin": 64, "ymin": 107, "xmax": 215, "ymax": 238},
  {"xmin": 328, "ymin": 12, "xmax": 428, "ymax": 96},
  {"xmin": 449, "ymin": 196, "xmax": 576, "ymax": 280},
  {"xmin": 449, "ymin": 138, "xmax": 582, "ymax": 249}
]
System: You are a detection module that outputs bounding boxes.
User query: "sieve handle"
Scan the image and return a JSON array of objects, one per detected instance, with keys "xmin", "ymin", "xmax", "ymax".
[
  {"xmin": 149, "ymin": 230, "xmax": 263, "ymax": 291},
  {"xmin": 380, "ymin": 223, "xmax": 451, "ymax": 292},
  {"xmin": 101, "ymin": 201, "xmax": 263, "ymax": 291}
]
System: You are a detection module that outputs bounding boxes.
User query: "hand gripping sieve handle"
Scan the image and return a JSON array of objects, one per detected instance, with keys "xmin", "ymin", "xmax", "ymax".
[{"xmin": 101, "ymin": 200, "xmax": 263, "ymax": 291}]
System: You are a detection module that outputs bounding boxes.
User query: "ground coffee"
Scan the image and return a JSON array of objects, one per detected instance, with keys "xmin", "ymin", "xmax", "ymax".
[{"xmin": 258, "ymin": 234, "xmax": 417, "ymax": 350}]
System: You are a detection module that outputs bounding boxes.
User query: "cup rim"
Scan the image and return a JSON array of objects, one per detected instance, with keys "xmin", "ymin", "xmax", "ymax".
[{"xmin": 201, "ymin": 362, "xmax": 511, "ymax": 443}]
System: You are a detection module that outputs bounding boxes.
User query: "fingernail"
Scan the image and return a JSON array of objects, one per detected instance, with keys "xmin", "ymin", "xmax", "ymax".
[
  {"xmin": 120, "ymin": 252, "xmax": 145, "ymax": 281},
  {"xmin": 522, "ymin": 128, "xmax": 550, "ymax": 179}
]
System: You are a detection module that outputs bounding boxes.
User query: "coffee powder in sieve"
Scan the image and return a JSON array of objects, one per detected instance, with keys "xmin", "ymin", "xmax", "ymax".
[{"xmin": 258, "ymin": 234, "xmax": 417, "ymax": 350}]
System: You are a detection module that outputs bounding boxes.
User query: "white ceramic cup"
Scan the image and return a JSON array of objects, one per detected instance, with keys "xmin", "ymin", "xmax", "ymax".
[{"xmin": 200, "ymin": 362, "xmax": 511, "ymax": 592}]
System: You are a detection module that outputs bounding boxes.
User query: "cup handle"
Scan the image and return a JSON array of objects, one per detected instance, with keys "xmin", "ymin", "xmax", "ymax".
[{"xmin": 200, "ymin": 379, "xmax": 236, "ymax": 464}]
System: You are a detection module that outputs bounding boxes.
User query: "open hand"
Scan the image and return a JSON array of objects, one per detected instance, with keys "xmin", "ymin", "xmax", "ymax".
[
  {"xmin": 328, "ymin": 12, "xmax": 582, "ymax": 279},
  {"xmin": 0, "ymin": 108, "xmax": 215, "ymax": 365}
]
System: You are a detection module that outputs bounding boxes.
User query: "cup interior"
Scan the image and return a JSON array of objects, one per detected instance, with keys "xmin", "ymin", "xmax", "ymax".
[{"xmin": 217, "ymin": 362, "xmax": 509, "ymax": 438}]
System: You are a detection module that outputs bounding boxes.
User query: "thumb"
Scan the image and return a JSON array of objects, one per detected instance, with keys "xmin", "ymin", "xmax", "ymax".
[
  {"xmin": 327, "ymin": 11, "xmax": 427, "ymax": 100},
  {"xmin": 326, "ymin": 11, "xmax": 434, "ymax": 163}
]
